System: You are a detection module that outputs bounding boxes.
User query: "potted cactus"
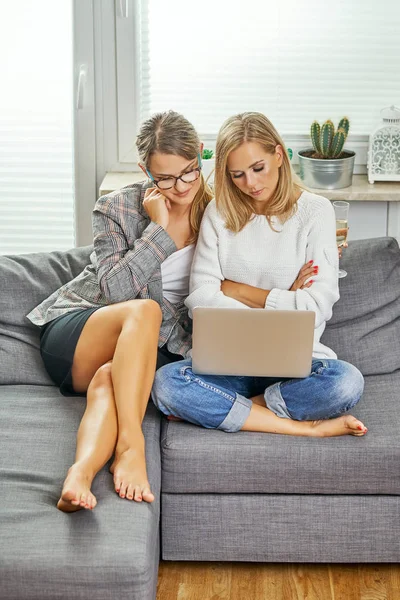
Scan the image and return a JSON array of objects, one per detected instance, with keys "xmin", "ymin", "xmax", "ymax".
[
  {"xmin": 298, "ymin": 117, "xmax": 355, "ymax": 189},
  {"xmin": 201, "ymin": 148, "xmax": 215, "ymax": 182}
]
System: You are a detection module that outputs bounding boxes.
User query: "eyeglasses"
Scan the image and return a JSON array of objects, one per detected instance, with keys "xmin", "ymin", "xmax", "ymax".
[{"xmin": 146, "ymin": 153, "xmax": 202, "ymax": 190}]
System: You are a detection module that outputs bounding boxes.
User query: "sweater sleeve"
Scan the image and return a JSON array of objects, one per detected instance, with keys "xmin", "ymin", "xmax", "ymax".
[
  {"xmin": 265, "ymin": 197, "xmax": 340, "ymax": 328},
  {"xmin": 93, "ymin": 188, "xmax": 177, "ymax": 304},
  {"xmin": 185, "ymin": 202, "xmax": 249, "ymax": 315}
]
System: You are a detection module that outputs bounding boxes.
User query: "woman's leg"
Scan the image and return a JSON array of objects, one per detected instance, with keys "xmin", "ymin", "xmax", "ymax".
[
  {"xmin": 258, "ymin": 358, "xmax": 367, "ymax": 437},
  {"xmin": 152, "ymin": 359, "xmax": 367, "ymax": 437},
  {"xmin": 57, "ymin": 299, "xmax": 162, "ymax": 512},
  {"xmin": 57, "ymin": 362, "xmax": 117, "ymax": 512}
]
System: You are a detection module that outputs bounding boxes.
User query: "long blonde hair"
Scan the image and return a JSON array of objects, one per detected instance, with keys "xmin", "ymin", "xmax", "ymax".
[
  {"xmin": 215, "ymin": 112, "xmax": 304, "ymax": 232},
  {"xmin": 136, "ymin": 110, "xmax": 213, "ymax": 244}
]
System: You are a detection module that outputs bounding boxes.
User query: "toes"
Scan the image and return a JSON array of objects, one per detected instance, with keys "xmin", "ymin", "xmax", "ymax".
[
  {"xmin": 62, "ymin": 488, "xmax": 80, "ymax": 505},
  {"xmin": 114, "ymin": 476, "xmax": 122, "ymax": 494},
  {"xmin": 89, "ymin": 493, "xmax": 97, "ymax": 509},
  {"xmin": 347, "ymin": 416, "xmax": 368, "ymax": 435},
  {"xmin": 142, "ymin": 486, "xmax": 155, "ymax": 503},
  {"xmin": 68, "ymin": 493, "xmax": 81, "ymax": 506},
  {"xmin": 118, "ymin": 481, "xmax": 127, "ymax": 499},
  {"xmin": 133, "ymin": 486, "xmax": 143, "ymax": 502},
  {"xmin": 353, "ymin": 419, "xmax": 367, "ymax": 433},
  {"xmin": 126, "ymin": 484, "xmax": 135, "ymax": 500}
]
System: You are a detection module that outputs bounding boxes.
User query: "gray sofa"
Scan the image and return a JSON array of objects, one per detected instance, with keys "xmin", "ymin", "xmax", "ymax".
[{"xmin": 1, "ymin": 237, "xmax": 399, "ymax": 599}]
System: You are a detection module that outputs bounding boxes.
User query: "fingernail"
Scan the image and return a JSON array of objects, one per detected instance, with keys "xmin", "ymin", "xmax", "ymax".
[
  {"xmin": 313, "ymin": 268, "xmax": 318, "ymax": 272},
  {"xmin": 308, "ymin": 260, "xmax": 314, "ymax": 264},
  {"xmin": 358, "ymin": 425, "xmax": 363, "ymax": 430},
  {"xmin": 309, "ymin": 279, "xmax": 314, "ymax": 284}
]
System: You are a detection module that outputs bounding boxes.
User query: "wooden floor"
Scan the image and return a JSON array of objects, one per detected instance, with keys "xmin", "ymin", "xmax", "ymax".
[{"xmin": 157, "ymin": 562, "xmax": 400, "ymax": 599}]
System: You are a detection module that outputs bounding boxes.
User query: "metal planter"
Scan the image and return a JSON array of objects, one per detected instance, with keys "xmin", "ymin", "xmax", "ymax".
[{"xmin": 298, "ymin": 149, "xmax": 355, "ymax": 189}]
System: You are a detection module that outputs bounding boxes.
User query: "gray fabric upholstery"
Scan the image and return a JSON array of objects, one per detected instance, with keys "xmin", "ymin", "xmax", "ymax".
[
  {"xmin": 0, "ymin": 386, "xmax": 161, "ymax": 600},
  {"xmin": 1, "ymin": 235, "xmax": 400, "ymax": 576},
  {"xmin": 160, "ymin": 371, "xmax": 400, "ymax": 494},
  {"xmin": 161, "ymin": 494, "xmax": 400, "ymax": 562},
  {"xmin": 321, "ymin": 237, "xmax": 400, "ymax": 376},
  {"xmin": 0, "ymin": 246, "xmax": 92, "ymax": 385}
]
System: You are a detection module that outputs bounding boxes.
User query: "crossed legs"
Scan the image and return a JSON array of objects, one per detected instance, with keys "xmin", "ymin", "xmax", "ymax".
[{"xmin": 57, "ymin": 299, "xmax": 162, "ymax": 512}]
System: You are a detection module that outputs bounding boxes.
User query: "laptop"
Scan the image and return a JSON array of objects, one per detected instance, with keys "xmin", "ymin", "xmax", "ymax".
[{"xmin": 191, "ymin": 307, "xmax": 315, "ymax": 378}]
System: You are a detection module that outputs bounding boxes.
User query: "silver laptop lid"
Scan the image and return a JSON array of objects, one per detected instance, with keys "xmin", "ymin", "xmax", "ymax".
[{"xmin": 192, "ymin": 307, "xmax": 315, "ymax": 378}]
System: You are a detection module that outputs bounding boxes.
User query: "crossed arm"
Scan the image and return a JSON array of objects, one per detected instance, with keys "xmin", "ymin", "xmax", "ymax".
[
  {"xmin": 185, "ymin": 201, "xmax": 340, "ymax": 328},
  {"xmin": 221, "ymin": 261, "xmax": 317, "ymax": 308}
]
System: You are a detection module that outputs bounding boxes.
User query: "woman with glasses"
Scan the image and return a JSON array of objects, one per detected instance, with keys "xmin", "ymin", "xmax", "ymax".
[
  {"xmin": 152, "ymin": 112, "xmax": 367, "ymax": 439},
  {"xmin": 27, "ymin": 110, "xmax": 320, "ymax": 512},
  {"xmin": 26, "ymin": 110, "xmax": 212, "ymax": 511}
]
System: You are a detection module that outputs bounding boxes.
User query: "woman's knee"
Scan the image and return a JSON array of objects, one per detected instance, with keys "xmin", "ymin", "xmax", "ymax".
[
  {"xmin": 151, "ymin": 360, "xmax": 189, "ymax": 415},
  {"xmin": 123, "ymin": 299, "xmax": 162, "ymax": 326},
  {"xmin": 328, "ymin": 360, "xmax": 364, "ymax": 412},
  {"xmin": 87, "ymin": 361, "xmax": 113, "ymax": 395}
]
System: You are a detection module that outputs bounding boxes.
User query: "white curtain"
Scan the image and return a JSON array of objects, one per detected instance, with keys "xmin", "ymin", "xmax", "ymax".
[
  {"xmin": 136, "ymin": 0, "xmax": 400, "ymax": 136},
  {"xmin": 0, "ymin": 0, "xmax": 74, "ymax": 255}
]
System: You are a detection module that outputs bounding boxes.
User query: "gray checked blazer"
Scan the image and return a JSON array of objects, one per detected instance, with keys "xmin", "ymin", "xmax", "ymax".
[{"xmin": 27, "ymin": 181, "xmax": 193, "ymax": 358}]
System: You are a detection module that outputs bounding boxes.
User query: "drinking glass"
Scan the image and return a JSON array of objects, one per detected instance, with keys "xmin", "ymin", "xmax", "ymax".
[{"xmin": 333, "ymin": 201, "xmax": 349, "ymax": 278}]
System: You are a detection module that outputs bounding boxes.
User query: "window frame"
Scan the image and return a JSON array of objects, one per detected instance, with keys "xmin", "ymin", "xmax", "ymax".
[{"xmin": 73, "ymin": 0, "xmax": 97, "ymax": 246}]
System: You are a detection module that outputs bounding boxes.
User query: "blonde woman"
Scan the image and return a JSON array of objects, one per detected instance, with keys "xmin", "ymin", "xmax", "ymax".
[
  {"xmin": 27, "ymin": 111, "xmax": 214, "ymax": 511},
  {"xmin": 152, "ymin": 112, "xmax": 367, "ymax": 438}
]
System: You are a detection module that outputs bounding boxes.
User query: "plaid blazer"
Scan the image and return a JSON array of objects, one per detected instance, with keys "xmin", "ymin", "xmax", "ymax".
[{"xmin": 27, "ymin": 181, "xmax": 192, "ymax": 358}]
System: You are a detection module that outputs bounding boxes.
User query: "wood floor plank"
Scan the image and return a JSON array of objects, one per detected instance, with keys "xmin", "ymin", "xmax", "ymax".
[
  {"xmin": 285, "ymin": 564, "xmax": 333, "ymax": 600},
  {"xmin": 230, "ymin": 563, "xmax": 284, "ymax": 599},
  {"xmin": 328, "ymin": 564, "xmax": 361, "ymax": 600},
  {"xmin": 388, "ymin": 564, "xmax": 400, "ymax": 600},
  {"xmin": 163, "ymin": 562, "xmax": 232, "ymax": 600},
  {"xmin": 157, "ymin": 562, "xmax": 400, "ymax": 600},
  {"xmin": 359, "ymin": 564, "xmax": 391, "ymax": 600},
  {"xmin": 157, "ymin": 561, "xmax": 181, "ymax": 600}
]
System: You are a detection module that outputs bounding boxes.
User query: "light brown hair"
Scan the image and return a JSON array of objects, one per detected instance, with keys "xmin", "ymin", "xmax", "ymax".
[
  {"xmin": 214, "ymin": 112, "xmax": 304, "ymax": 232},
  {"xmin": 136, "ymin": 110, "xmax": 213, "ymax": 244}
]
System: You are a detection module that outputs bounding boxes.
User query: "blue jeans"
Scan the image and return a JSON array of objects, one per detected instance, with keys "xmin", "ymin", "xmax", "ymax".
[{"xmin": 151, "ymin": 358, "xmax": 364, "ymax": 433}]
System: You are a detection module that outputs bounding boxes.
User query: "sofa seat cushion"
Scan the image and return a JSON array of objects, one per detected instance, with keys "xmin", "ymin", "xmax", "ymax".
[
  {"xmin": 160, "ymin": 371, "xmax": 400, "ymax": 495},
  {"xmin": 0, "ymin": 386, "xmax": 161, "ymax": 600}
]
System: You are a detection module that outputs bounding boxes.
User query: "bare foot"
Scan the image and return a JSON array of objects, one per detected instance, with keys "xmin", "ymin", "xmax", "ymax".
[
  {"xmin": 309, "ymin": 415, "xmax": 368, "ymax": 438},
  {"xmin": 57, "ymin": 465, "xmax": 97, "ymax": 513},
  {"xmin": 110, "ymin": 446, "xmax": 154, "ymax": 503}
]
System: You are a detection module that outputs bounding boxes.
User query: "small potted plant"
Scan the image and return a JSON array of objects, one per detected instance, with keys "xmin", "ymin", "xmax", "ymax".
[
  {"xmin": 201, "ymin": 148, "xmax": 215, "ymax": 182},
  {"xmin": 298, "ymin": 117, "xmax": 355, "ymax": 189}
]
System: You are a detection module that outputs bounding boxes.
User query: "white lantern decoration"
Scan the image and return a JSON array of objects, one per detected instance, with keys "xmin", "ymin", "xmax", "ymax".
[{"xmin": 368, "ymin": 105, "xmax": 400, "ymax": 183}]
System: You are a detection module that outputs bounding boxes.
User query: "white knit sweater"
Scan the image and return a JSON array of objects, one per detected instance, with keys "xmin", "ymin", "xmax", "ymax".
[{"xmin": 185, "ymin": 191, "xmax": 340, "ymax": 359}]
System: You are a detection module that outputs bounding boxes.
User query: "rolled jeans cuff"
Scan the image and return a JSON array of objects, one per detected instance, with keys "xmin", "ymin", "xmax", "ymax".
[
  {"xmin": 264, "ymin": 382, "xmax": 292, "ymax": 419},
  {"xmin": 217, "ymin": 393, "xmax": 252, "ymax": 433}
]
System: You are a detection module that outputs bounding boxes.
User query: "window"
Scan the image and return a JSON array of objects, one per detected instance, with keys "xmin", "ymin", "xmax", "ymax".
[
  {"xmin": 0, "ymin": 1, "xmax": 96, "ymax": 255},
  {"xmin": 105, "ymin": 0, "xmax": 400, "ymax": 170}
]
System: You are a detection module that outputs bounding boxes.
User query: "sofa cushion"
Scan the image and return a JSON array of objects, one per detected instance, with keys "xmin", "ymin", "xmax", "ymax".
[
  {"xmin": 0, "ymin": 386, "xmax": 161, "ymax": 600},
  {"xmin": 0, "ymin": 246, "xmax": 92, "ymax": 385},
  {"xmin": 160, "ymin": 371, "xmax": 400, "ymax": 495},
  {"xmin": 321, "ymin": 236, "xmax": 400, "ymax": 376}
]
